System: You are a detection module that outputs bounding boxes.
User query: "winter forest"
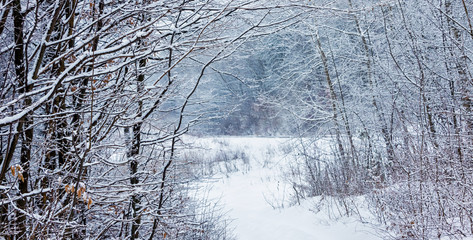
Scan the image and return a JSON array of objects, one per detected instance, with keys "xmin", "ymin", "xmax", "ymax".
[{"xmin": 1, "ymin": 0, "xmax": 473, "ymax": 239}]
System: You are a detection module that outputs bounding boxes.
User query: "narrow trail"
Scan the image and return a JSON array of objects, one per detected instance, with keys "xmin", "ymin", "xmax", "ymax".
[{"xmin": 198, "ymin": 137, "xmax": 382, "ymax": 240}]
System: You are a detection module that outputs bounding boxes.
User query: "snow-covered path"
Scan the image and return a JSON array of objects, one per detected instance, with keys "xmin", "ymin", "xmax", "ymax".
[{"xmin": 195, "ymin": 137, "xmax": 383, "ymax": 240}]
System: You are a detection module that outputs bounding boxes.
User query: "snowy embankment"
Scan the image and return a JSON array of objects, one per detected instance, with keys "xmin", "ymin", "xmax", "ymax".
[{"xmin": 186, "ymin": 136, "xmax": 383, "ymax": 240}]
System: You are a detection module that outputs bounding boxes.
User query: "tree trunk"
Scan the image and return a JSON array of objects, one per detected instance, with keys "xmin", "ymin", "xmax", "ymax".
[
  {"xmin": 13, "ymin": 0, "xmax": 32, "ymax": 238},
  {"xmin": 130, "ymin": 58, "xmax": 145, "ymax": 240},
  {"xmin": 313, "ymin": 30, "xmax": 346, "ymax": 164}
]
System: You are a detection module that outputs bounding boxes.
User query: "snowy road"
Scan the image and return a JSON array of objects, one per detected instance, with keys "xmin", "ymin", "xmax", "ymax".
[{"xmin": 197, "ymin": 137, "xmax": 383, "ymax": 240}]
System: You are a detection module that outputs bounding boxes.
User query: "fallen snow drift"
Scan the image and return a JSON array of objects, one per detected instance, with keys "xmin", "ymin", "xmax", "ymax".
[{"xmin": 188, "ymin": 136, "xmax": 383, "ymax": 240}]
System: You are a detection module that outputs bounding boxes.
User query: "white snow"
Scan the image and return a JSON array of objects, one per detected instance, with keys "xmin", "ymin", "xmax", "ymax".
[
  {"xmin": 190, "ymin": 136, "xmax": 383, "ymax": 240},
  {"xmin": 136, "ymin": 31, "xmax": 147, "ymax": 38}
]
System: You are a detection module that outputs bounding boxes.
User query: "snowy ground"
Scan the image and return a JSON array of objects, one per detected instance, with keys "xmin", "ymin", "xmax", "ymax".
[{"xmin": 187, "ymin": 136, "xmax": 383, "ymax": 240}]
